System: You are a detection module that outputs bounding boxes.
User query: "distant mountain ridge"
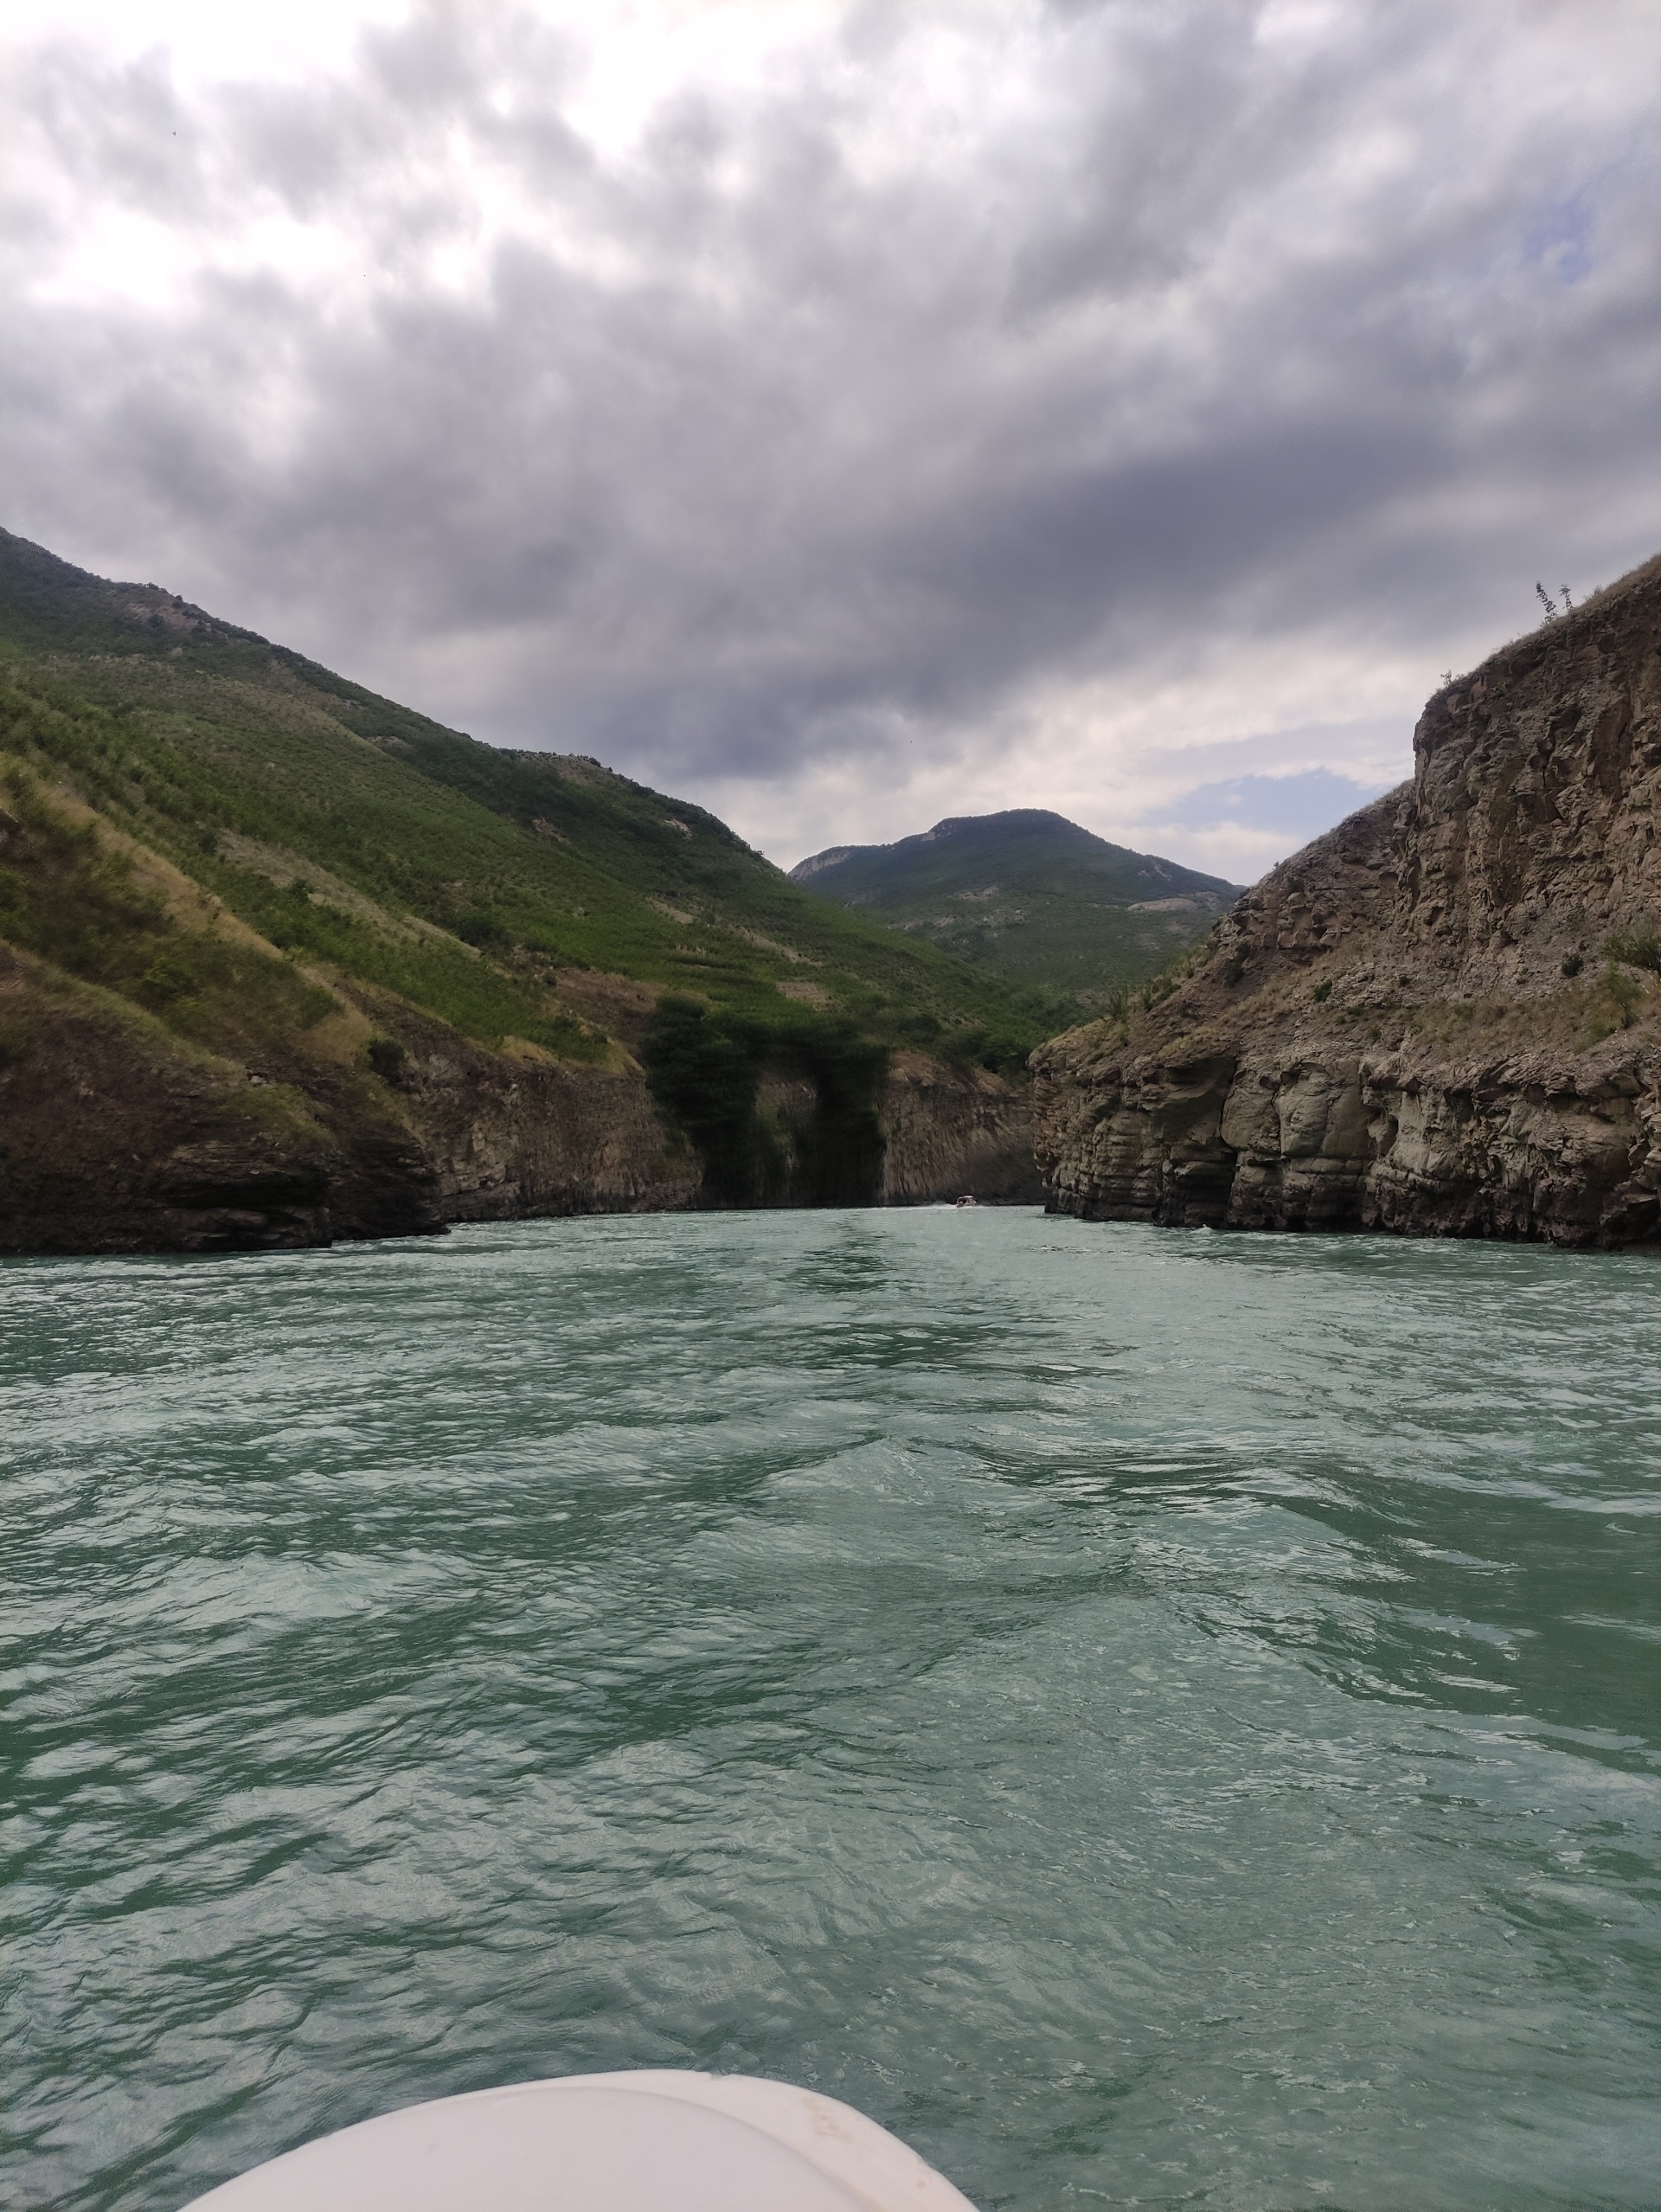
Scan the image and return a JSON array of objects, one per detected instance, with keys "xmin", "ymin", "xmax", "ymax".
[{"xmin": 791, "ymin": 809, "xmax": 1246, "ymax": 1007}]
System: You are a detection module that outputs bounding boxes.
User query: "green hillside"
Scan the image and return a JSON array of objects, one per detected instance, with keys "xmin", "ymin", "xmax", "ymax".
[
  {"xmin": 792, "ymin": 809, "xmax": 1246, "ymax": 1010},
  {"xmin": 0, "ymin": 529, "xmax": 1055, "ymax": 1071},
  {"xmin": 0, "ymin": 529, "xmax": 1070, "ymax": 1242}
]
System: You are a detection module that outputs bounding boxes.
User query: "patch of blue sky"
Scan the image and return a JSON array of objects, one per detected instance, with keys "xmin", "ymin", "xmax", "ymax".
[
  {"xmin": 1522, "ymin": 192, "xmax": 1596, "ymax": 285},
  {"xmin": 1146, "ymin": 768, "xmax": 1393, "ymax": 842}
]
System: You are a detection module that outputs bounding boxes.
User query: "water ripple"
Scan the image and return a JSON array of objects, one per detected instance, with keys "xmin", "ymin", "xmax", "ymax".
[{"xmin": 3, "ymin": 1212, "xmax": 1658, "ymax": 2209}]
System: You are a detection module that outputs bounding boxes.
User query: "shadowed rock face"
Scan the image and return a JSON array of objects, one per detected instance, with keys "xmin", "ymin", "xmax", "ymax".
[
  {"xmin": 0, "ymin": 949, "xmax": 1037, "ymax": 1253},
  {"xmin": 1032, "ymin": 555, "xmax": 1661, "ymax": 1249},
  {"xmin": 880, "ymin": 1051, "xmax": 1042, "ymax": 1205},
  {"xmin": 0, "ymin": 946, "xmax": 439, "ymax": 1254}
]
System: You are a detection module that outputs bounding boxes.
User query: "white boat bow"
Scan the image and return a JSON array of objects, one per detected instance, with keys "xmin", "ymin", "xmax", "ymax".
[{"xmin": 178, "ymin": 2069, "xmax": 978, "ymax": 2212}]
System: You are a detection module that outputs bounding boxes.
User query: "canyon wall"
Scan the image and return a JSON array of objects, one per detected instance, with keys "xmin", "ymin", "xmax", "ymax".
[
  {"xmin": 0, "ymin": 946, "xmax": 437, "ymax": 1253},
  {"xmin": 880, "ymin": 1050, "xmax": 1042, "ymax": 1203},
  {"xmin": 1033, "ymin": 555, "xmax": 1661, "ymax": 1248},
  {"xmin": 1, "ymin": 956, "xmax": 1040, "ymax": 1253}
]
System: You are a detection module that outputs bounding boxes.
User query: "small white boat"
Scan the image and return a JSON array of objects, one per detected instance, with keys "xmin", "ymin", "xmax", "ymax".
[
  {"xmin": 178, "ymin": 2070, "xmax": 978, "ymax": 2211},
  {"xmin": 953, "ymin": 1195, "xmax": 978, "ymax": 1209}
]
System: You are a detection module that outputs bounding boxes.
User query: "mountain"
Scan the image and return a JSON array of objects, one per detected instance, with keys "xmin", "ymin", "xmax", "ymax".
[
  {"xmin": 0, "ymin": 529, "xmax": 1044, "ymax": 1250},
  {"xmin": 791, "ymin": 810, "xmax": 1245, "ymax": 1011},
  {"xmin": 1031, "ymin": 553, "xmax": 1661, "ymax": 1247}
]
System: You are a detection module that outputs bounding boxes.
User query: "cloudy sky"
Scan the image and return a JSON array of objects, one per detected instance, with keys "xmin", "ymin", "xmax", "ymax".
[{"xmin": 6, "ymin": 0, "xmax": 1659, "ymax": 878}]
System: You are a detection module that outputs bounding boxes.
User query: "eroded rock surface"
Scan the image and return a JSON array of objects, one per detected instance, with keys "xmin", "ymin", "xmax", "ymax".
[
  {"xmin": 2, "ymin": 951, "xmax": 1040, "ymax": 1252},
  {"xmin": 1033, "ymin": 555, "xmax": 1661, "ymax": 1248},
  {"xmin": 881, "ymin": 1050, "xmax": 1042, "ymax": 1203},
  {"xmin": 354, "ymin": 991, "xmax": 701, "ymax": 1222}
]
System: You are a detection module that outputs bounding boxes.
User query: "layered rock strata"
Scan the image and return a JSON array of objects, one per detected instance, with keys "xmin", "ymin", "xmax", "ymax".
[
  {"xmin": 1033, "ymin": 555, "xmax": 1661, "ymax": 1248},
  {"xmin": 350, "ymin": 990, "xmax": 702, "ymax": 1224},
  {"xmin": 880, "ymin": 1050, "xmax": 1042, "ymax": 1203}
]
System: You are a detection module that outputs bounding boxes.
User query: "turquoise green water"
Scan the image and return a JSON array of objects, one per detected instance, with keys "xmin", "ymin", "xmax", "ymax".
[{"xmin": 3, "ymin": 1210, "xmax": 1658, "ymax": 2211}]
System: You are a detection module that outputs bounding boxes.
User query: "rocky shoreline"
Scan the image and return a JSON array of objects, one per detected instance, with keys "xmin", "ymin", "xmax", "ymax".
[{"xmin": 0, "ymin": 946, "xmax": 1036, "ymax": 1253}]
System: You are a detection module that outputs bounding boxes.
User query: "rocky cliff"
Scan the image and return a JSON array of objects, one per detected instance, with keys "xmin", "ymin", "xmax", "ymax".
[
  {"xmin": 1032, "ymin": 555, "xmax": 1661, "ymax": 1248},
  {"xmin": 880, "ymin": 1050, "xmax": 1041, "ymax": 1202},
  {"xmin": 0, "ymin": 944, "xmax": 432, "ymax": 1253},
  {"xmin": 2, "ymin": 966, "xmax": 1041, "ymax": 1254},
  {"xmin": 2, "ymin": 926, "xmax": 1036, "ymax": 1252}
]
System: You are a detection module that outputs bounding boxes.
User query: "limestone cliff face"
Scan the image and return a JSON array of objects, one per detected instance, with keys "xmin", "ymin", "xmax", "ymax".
[
  {"xmin": 880, "ymin": 1050, "xmax": 1042, "ymax": 1202},
  {"xmin": 368, "ymin": 997, "xmax": 702, "ymax": 1221},
  {"xmin": 392, "ymin": 1042, "xmax": 1039, "ymax": 1221},
  {"xmin": 392, "ymin": 1040, "xmax": 1039, "ymax": 1221},
  {"xmin": 1033, "ymin": 555, "xmax": 1661, "ymax": 1248},
  {"xmin": 0, "ymin": 946, "xmax": 695, "ymax": 1254}
]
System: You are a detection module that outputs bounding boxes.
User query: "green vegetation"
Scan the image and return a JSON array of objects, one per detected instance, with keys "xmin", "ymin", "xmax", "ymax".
[
  {"xmin": 1084, "ymin": 937, "xmax": 1215, "ymax": 1032},
  {"xmin": 0, "ymin": 756, "xmax": 337, "ymax": 1057},
  {"xmin": 1605, "ymin": 931, "xmax": 1661, "ymax": 974},
  {"xmin": 0, "ymin": 529, "xmax": 1057, "ymax": 1105},
  {"xmin": 1597, "ymin": 964, "xmax": 1647, "ymax": 1035},
  {"xmin": 791, "ymin": 808, "xmax": 1244, "ymax": 1017},
  {"xmin": 366, "ymin": 1035, "xmax": 407, "ymax": 1085},
  {"xmin": 642, "ymin": 997, "xmax": 888, "ymax": 1206}
]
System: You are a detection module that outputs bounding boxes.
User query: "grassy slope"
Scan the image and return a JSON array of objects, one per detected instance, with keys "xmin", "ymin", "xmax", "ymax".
[
  {"xmin": 792, "ymin": 809, "xmax": 1246, "ymax": 1009},
  {"xmin": 0, "ymin": 530, "xmax": 1054, "ymax": 1076}
]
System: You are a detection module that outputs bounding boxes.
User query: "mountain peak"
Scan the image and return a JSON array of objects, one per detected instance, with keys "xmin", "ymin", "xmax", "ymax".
[{"xmin": 791, "ymin": 808, "xmax": 1244, "ymax": 1005}]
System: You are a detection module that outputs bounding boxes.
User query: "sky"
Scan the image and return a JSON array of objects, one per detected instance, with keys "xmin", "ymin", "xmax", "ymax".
[{"xmin": 4, "ymin": 1, "xmax": 1659, "ymax": 880}]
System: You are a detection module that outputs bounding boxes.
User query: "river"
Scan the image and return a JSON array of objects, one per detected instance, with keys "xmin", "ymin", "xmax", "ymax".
[{"xmin": 3, "ymin": 1209, "xmax": 1658, "ymax": 2209}]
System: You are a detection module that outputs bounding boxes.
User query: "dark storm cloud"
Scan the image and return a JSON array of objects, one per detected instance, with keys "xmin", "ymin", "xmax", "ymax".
[{"xmin": 5, "ymin": 0, "xmax": 1660, "ymax": 856}]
